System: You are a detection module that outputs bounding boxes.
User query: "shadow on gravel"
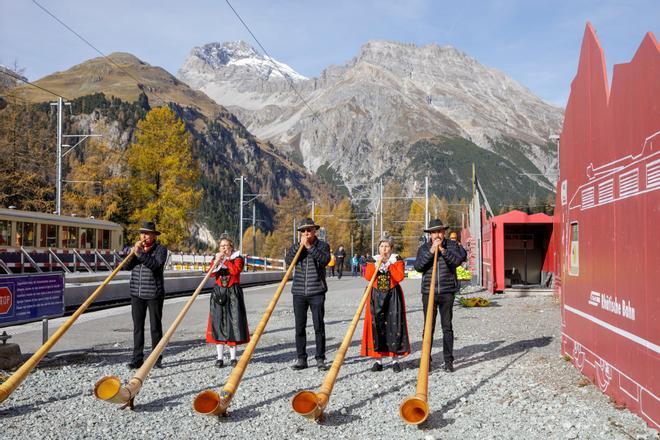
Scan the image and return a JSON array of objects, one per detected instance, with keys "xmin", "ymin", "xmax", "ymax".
[
  {"xmin": 423, "ymin": 350, "xmax": 528, "ymax": 430},
  {"xmin": 454, "ymin": 336, "xmax": 552, "ymax": 371},
  {"xmin": 0, "ymin": 392, "xmax": 80, "ymax": 417}
]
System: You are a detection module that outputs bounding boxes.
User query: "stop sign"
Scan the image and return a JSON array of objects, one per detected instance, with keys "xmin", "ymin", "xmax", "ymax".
[{"xmin": 0, "ymin": 287, "xmax": 12, "ymax": 315}]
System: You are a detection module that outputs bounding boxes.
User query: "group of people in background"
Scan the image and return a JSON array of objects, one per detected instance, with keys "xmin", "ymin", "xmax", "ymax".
[{"xmin": 124, "ymin": 216, "xmax": 467, "ymax": 376}]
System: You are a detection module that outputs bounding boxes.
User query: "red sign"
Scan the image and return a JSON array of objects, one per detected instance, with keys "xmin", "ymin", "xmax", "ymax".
[
  {"xmin": 0, "ymin": 286, "xmax": 12, "ymax": 315},
  {"xmin": 555, "ymin": 23, "xmax": 660, "ymax": 429}
]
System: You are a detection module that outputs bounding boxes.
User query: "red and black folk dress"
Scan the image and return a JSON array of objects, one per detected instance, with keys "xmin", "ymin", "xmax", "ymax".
[
  {"xmin": 360, "ymin": 255, "xmax": 411, "ymax": 358},
  {"xmin": 205, "ymin": 252, "xmax": 250, "ymax": 346}
]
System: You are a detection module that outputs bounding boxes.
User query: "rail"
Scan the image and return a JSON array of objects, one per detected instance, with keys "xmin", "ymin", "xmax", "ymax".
[{"xmin": 20, "ymin": 247, "xmax": 43, "ymax": 273}]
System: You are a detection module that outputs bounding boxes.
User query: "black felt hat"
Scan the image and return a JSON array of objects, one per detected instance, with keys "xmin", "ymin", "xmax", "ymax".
[
  {"xmin": 423, "ymin": 218, "xmax": 448, "ymax": 233},
  {"xmin": 296, "ymin": 217, "xmax": 320, "ymax": 231},
  {"xmin": 138, "ymin": 221, "xmax": 161, "ymax": 235}
]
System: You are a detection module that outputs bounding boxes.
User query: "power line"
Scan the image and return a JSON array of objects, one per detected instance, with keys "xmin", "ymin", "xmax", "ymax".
[
  {"xmin": 0, "ymin": 69, "xmax": 69, "ymax": 100},
  {"xmin": 224, "ymin": 0, "xmax": 350, "ymax": 170},
  {"xmin": 31, "ymin": 0, "xmax": 172, "ymax": 107}
]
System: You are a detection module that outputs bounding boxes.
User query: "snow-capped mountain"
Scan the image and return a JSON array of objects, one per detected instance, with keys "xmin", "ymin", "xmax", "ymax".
[{"xmin": 178, "ymin": 40, "xmax": 564, "ymax": 205}]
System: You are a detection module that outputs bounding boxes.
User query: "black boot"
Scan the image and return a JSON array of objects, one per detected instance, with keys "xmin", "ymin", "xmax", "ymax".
[
  {"xmin": 443, "ymin": 361, "xmax": 454, "ymax": 372},
  {"xmin": 316, "ymin": 359, "xmax": 329, "ymax": 371},
  {"xmin": 291, "ymin": 358, "xmax": 308, "ymax": 370}
]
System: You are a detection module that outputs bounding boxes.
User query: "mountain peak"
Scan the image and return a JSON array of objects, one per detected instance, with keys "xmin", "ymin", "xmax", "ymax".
[
  {"xmin": 180, "ymin": 41, "xmax": 307, "ymax": 82},
  {"xmin": 191, "ymin": 41, "xmax": 260, "ymax": 68}
]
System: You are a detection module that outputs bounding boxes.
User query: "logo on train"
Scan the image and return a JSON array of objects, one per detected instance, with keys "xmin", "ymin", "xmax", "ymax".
[{"xmin": 0, "ymin": 286, "xmax": 12, "ymax": 315}]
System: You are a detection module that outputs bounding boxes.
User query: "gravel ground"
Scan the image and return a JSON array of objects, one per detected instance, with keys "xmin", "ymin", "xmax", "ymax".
[{"xmin": 1, "ymin": 277, "xmax": 657, "ymax": 439}]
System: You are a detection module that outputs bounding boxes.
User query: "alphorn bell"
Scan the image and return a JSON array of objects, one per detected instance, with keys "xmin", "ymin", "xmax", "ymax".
[
  {"xmin": 291, "ymin": 257, "xmax": 382, "ymax": 420},
  {"xmin": 0, "ymin": 250, "xmax": 137, "ymax": 404},
  {"xmin": 193, "ymin": 244, "xmax": 305, "ymax": 416},
  {"xmin": 94, "ymin": 259, "xmax": 220, "ymax": 409},
  {"xmin": 399, "ymin": 247, "xmax": 439, "ymax": 425}
]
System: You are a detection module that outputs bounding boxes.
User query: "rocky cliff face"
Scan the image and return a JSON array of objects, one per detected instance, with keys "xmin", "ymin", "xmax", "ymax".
[{"xmin": 179, "ymin": 40, "xmax": 564, "ymax": 205}]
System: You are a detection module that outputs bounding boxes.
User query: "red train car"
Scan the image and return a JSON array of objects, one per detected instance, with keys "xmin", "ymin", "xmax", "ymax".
[{"xmin": 555, "ymin": 24, "xmax": 659, "ymax": 428}]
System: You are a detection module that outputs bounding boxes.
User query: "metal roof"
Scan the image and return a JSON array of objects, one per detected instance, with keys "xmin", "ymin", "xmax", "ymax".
[{"xmin": 0, "ymin": 208, "xmax": 123, "ymax": 230}]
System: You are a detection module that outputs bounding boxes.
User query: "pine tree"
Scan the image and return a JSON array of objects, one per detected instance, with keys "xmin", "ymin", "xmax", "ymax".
[{"xmin": 127, "ymin": 107, "xmax": 201, "ymax": 248}]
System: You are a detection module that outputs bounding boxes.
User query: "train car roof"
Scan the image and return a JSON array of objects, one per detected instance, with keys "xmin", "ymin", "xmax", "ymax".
[{"xmin": 0, "ymin": 208, "xmax": 123, "ymax": 230}]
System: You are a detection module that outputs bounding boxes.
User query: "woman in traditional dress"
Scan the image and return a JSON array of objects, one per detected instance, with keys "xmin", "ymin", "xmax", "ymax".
[
  {"xmin": 360, "ymin": 238, "xmax": 410, "ymax": 372},
  {"xmin": 206, "ymin": 236, "xmax": 250, "ymax": 367}
]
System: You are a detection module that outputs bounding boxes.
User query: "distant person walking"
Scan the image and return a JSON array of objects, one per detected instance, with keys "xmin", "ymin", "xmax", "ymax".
[
  {"xmin": 126, "ymin": 221, "xmax": 168, "ymax": 369},
  {"xmin": 335, "ymin": 245, "xmax": 346, "ymax": 279},
  {"xmin": 414, "ymin": 219, "xmax": 464, "ymax": 372},
  {"xmin": 206, "ymin": 235, "xmax": 250, "ymax": 368},
  {"xmin": 359, "ymin": 254, "xmax": 367, "ymax": 277},
  {"xmin": 285, "ymin": 217, "xmax": 331, "ymax": 371},
  {"xmin": 351, "ymin": 255, "xmax": 359, "ymax": 277}
]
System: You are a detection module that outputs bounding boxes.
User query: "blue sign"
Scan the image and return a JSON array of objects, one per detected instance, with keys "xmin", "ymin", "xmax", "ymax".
[{"xmin": 0, "ymin": 273, "xmax": 65, "ymax": 326}]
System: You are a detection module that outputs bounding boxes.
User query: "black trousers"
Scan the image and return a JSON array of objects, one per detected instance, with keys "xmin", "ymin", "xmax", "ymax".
[
  {"xmin": 131, "ymin": 295, "xmax": 164, "ymax": 362},
  {"xmin": 293, "ymin": 294, "xmax": 326, "ymax": 361},
  {"xmin": 336, "ymin": 260, "xmax": 344, "ymax": 279},
  {"xmin": 421, "ymin": 293, "xmax": 455, "ymax": 363}
]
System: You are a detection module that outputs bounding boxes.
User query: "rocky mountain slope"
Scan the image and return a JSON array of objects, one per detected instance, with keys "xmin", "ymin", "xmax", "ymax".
[
  {"xmin": 178, "ymin": 41, "xmax": 564, "ymax": 205},
  {"xmin": 10, "ymin": 53, "xmax": 329, "ymax": 242}
]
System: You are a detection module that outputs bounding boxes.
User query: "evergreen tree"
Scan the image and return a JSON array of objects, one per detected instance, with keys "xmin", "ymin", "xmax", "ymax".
[{"xmin": 127, "ymin": 107, "xmax": 201, "ymax": 248}]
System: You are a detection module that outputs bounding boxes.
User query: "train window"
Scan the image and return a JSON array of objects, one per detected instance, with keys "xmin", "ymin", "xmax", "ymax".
[
  {"xmin": 62, "ymin": 226, "xmax": 79, "ymax": 248},
  {"xmin": 80, "ymin": 228, "xmax": 95, "ymax": 249},
  {"xmin": 16, "ymin": 222, "xmax": 36, "ymax": 247},
  {"xmin": 0, "ymin": 220, "xmax": 11, "ymax": 246},
  {"xmin": 99, "ymin": 229, "xmax": 111, "ymax": 249},
  {"xmin": 39, "ymin": 224, "xmax": 59, "ymax": 247},
  {"xmin": 569, "ymin": 222, "xmax": 579, "ymax": 276}
]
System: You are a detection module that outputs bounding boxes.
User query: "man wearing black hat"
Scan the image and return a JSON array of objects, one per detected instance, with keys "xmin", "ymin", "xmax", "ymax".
[
  {"xmin": 125, "ymin": 221, "xmax": 168, "ymax": 369},
  {"xmin": 285, "ymin": 217, "xmax": 331, "ymax": 371},
  {"xmin": 414, "ymin": 219, "xmax": 464, "ymax": 372}
]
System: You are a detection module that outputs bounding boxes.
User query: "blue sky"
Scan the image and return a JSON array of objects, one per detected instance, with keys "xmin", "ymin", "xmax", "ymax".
[{"xmin": 1, "ymin": 0, "xmax": 658, "ymax": 107}]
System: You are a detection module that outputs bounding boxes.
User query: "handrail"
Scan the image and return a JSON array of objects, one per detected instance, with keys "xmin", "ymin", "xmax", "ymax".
[
  {"xmin": 0, "ymin": 258, "xmax": 11, "ymax": 274},
  {"xmin": 94, "ymin": 250, "xmax": 114, "ymax": 271},
  {"xmin": 19, "ymin": 247, "xmax": 43, "ymax": 273},
  {"xmin": 48, "ymin": 248, "xmax": 71, "ymax": 273},
  {"xmin": 72, "ymin": 249, "xmax": 94, "ymax": 273}
]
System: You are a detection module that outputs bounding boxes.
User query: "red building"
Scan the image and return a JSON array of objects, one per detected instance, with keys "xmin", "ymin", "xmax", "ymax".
[
  {"xmin": 554, "ymin": 24, "xmax": 659, "ymax": 428},
  {"xmin": 481, "ymin": 210, "xmax": 554, "ymax": 293}
]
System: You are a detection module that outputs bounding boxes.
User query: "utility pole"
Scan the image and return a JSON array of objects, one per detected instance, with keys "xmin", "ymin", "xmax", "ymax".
[
  {"xmin": 379, "ymin": 178, "xmax": 383, "ymax": 239},
  {"xmin": 311, "ymin": 200, "xmax": 315, "ymax": 221},
  {"xmin": 293, "ymin": 218, "xmax": 296, "ymax": 243},
  {"xmin": 54, "ymin": 98, "xmax": 63, "ymax": 215},
  {"xmin": 252, "ymin": 202, "xmax": 256, "ymax": 270},
  {"xmin": 425, "ymin": 175, "xmax": 429, "ymax": 229},
  {"xmin": 50, "ymin": 97, "xmax": 100, "ymax": 215},
  {"xmin": 371, "ymin": 216, "xmax": 375, "ymax": 256},
  {"xmin": 238, "ymin": 175, "xmax": 244, "ymax": 254}
]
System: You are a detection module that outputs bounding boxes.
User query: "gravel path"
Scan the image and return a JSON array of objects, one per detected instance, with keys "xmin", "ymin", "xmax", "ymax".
[{"xmin": 1, "ymin": 277, "xmax": 657, "ymax": 439}]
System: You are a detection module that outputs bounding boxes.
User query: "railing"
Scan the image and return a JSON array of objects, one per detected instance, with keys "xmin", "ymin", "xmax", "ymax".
[
  {"xmin": 0, "ymin": 247, "xmax": 122, "ymax": 274},
  {"xmin": 0, "ymin": 248, "xmax": 285, "ymax": 274}
]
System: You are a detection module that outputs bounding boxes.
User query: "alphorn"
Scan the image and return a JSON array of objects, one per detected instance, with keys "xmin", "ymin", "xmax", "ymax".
[
  {"xmin": 94, "ymin": 259, "xmax": 219, "ymax": 409},
  {"xmin": 399, "ymin": 247, "xmax": 439, "ymax": 425},
  {"xmin": 291, "ymin": 257, "xmax": 382, "ymax": 420},
  {"xmin": 0, "ymin": 250, "xmax": 136, "ymax": 404},
  {"xmin": 193, "ymin": 244, "xmax": 305, "ymax": 416}
]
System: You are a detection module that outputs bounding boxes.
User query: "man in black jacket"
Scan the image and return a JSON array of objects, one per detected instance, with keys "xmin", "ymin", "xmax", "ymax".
[
  {"xmin": 334, "ymin": 245, "xmax": 346, "ymax": 279},
  {"xmin": 414, "ymin": 219, "xmax": 464, "ymax": 372},
  {"xmin": 125, "ymin": 221, "xmax": 168, "ymax": 369},
  {"xmin": 285, "ymin": 217, "xmax": 331, "ymax": 371}
]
